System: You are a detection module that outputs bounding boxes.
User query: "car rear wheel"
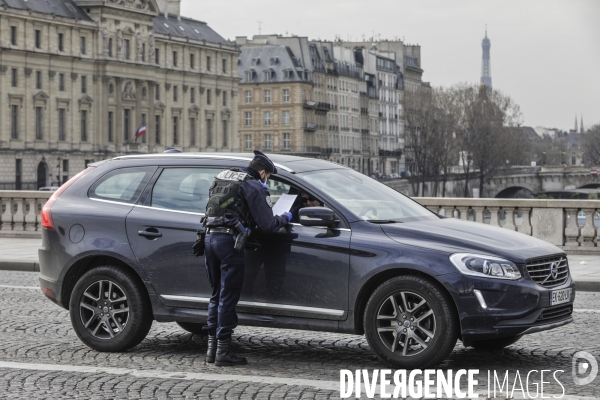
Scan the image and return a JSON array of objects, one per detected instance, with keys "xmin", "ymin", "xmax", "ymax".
[
  {"xmin": 176, "ymin": 321, "xmax": 208, "ymax": 335},
  {"xmin": 69, "ymin": 266, "xmax": 153, "ymax": 352},
  {"xmin": 364, "ymin": 275, "xmax": 458, "ymax": 369},
  {"xmin": 469, "ymin": 335, "xmax": 522, "ymax": 350}
]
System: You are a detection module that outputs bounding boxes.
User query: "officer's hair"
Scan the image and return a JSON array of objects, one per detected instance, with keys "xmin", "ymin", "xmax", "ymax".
[{"xmin": 249, "ymin": 160, "xmax": 269, "ymax": 173}]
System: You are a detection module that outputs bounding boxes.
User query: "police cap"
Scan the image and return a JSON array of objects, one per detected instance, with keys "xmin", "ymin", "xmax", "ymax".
[{"xmin": 252, "ymin": 150, "xmax": 277, "ymax": 174}]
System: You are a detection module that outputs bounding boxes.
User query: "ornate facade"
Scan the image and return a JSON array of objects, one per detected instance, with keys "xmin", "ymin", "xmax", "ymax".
[{"xmin": 0, "ymin": 0, "xmax": 239, "ymax": 189}]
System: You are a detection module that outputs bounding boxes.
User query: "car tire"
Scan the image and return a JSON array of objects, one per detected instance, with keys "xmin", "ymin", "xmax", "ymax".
[
  {"xmin": 364, "ymin": 275, "xmax": 458, "ymax": 369},
  {"xmin": 69, "ymin": 266, "xmax": 153, "ymax": 352},
  {"xmin": 176, "ymin": 321, "xmax": 208, "ymax": 335},
  {"xmin": 469, "ymin": 335, "xmax": 522, "ymax": 350}
]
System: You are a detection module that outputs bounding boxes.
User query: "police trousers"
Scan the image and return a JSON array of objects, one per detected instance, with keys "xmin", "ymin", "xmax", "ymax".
[{"xmin": 203, "ymin": 233, "xmax": 245, "ymax": 340}]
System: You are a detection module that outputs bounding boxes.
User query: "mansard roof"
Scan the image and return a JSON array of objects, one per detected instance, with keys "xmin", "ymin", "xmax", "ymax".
[
  {"xmin": 238, "ymin": 45, "xmax": 310, "ymax": 84},
  {"xmin": 153, "ymin": 14, "xmax": 230, "ymax": 46},
  {"xmin": 0, "ymin": 0, "xmax": 93, "ymax": 21}
]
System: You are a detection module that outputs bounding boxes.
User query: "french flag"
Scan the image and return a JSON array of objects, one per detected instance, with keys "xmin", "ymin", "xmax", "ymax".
[{"xmin": 134, "ymin": 124, "xmax": 147, "ymax": 142}]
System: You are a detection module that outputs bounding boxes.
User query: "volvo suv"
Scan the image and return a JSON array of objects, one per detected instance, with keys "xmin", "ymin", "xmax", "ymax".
[{"xmin": 38, "ymin": 153, "xmax": 575, "ymax": 368}]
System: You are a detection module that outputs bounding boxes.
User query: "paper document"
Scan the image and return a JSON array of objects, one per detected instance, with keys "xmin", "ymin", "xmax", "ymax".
[{"xmin": 272, "ymin": 194, "xmax": 297, "ymax": 216}]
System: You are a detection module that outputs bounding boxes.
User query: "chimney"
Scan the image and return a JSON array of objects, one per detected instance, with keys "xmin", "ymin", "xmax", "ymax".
[
  {"xmin": 169, "ymin": 0, "xmax": 181, "ymax": 19},
  {"xmin": 156, "ymin": 0, "xmax": 180, "ymax": 18}
]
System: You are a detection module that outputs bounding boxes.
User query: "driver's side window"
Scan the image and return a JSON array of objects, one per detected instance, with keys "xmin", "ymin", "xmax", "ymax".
[{"xmin": 267, "ymin": 178, "xmax": 334, "ymax": 225}]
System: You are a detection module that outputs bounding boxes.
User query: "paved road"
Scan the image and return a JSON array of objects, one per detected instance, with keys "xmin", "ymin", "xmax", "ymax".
[{"xmin": 1, "ymin": 270, "xmax": 599, "ymax": 399}]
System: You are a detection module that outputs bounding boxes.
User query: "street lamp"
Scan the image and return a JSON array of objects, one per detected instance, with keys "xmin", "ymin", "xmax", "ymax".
[{"xmin": 56, "ymin": 157, "xmax": 62, "ymax": 186}]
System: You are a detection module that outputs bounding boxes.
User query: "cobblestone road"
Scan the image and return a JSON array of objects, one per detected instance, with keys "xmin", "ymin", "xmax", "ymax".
[{"xmin": 1, "ymin": 270, "xmax": 599, "ymax": 399}]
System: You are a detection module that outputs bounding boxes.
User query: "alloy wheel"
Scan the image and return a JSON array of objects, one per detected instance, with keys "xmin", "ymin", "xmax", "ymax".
[
  {"xmin": 79, "ymin": 280, "xmax": 130, "ymax": 340},
  {"xmin": 376, "ymin": 291, "xmax": 436, "ymax": 357}
]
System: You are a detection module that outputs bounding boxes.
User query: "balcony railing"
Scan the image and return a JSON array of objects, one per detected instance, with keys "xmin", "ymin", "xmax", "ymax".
[{"xmin": 304, "ymin": 123, "xmax": 317, "ymax": 131}]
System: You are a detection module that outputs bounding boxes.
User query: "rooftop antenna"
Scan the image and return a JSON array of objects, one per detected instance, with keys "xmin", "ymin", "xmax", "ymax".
[{"xmin": 257, "ymin": 21, "xmax": 262, "ymax": 35}]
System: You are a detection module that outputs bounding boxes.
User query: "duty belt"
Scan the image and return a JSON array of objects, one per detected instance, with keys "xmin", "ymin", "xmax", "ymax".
[{"xmin": 207, "ymin": 227, "xmax": 235, "ymax": 235}]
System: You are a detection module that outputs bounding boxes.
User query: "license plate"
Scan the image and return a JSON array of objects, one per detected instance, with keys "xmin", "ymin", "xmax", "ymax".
[{"xmin": 550, "ymin": 288, "xmax": 572, "ymax": 305}]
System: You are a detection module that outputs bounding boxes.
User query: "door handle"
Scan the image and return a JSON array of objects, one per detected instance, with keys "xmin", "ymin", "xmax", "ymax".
[{"xmin": 138, "ymin": 230, "xmax": 162, "ymax": 238}]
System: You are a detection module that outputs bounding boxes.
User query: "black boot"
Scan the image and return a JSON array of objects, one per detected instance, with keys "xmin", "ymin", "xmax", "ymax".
[
  {"xmin": 206, "ymin": 335, "xmax": 217, "ymax": 363},
  {"xmin": 215, "ymin": 338, "xmax": 247, "ymax": 366}
]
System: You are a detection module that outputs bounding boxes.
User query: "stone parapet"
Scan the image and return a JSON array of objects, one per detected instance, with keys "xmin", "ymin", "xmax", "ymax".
[
  {"xmin": 415, "ymin": 197, "xmax": 600, "ymax": 253},
  {"xmin": 0, "ymin": 191, "xmax": 52, "ymax": 238},
  {"xmin": 3, "ymin": 192, "xmax": 600, "ymax": 253}
]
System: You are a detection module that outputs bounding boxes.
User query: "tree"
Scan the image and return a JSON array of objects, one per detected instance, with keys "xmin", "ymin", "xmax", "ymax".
[
  {"xmin": 584, "ymin": 125, "xmax": 600, "ymax": 165},
  {"xmin": 403, "ymin": 87, "xmax": 435, "ymax": 196},
  {"xmin": 452, "ymin": 84, "xmax": 522, "ymax": 196}
]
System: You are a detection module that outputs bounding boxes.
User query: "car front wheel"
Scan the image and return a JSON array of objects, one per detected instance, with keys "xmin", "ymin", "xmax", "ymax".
[
  {"xmin": 69, "ymin": 266, "xmax": 153, "ymax": 352},
  {"xmin": 364, "ymin": 275, "xmax": 458, "ymax": 369}
]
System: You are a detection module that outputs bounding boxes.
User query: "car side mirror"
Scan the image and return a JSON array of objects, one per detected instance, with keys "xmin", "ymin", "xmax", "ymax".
[{"xmin": 299, "ymin": 207, "xmax": 339, "ymax": 228}]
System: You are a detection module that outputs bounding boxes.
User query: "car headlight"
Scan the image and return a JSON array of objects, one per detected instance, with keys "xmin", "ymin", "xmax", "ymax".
[{"xmin": 449, "ymin": 253, "xmax": 522, "ymax": 280}]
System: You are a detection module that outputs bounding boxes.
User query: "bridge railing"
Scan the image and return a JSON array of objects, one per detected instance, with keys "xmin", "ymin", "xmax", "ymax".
[
  {"xmin": 2, "ymin": 191, "xmax": 600, "ymax": 253},
  {"xmin": 415, "ymin": 197, "xmax": 600, "ymax": 253},
  {"xmin": 0, "ymin": 191, "xmax": 52, "ymax": 238}
]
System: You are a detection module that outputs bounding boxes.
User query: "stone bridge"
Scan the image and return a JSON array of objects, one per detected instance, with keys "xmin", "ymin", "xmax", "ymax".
[{"xmin": 386, "ymin": 166, "xmax": 600, "ymax": 198}]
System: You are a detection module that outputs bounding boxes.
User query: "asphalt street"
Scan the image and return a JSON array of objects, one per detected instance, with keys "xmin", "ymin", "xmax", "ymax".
[{"xmin": 0, "ymin": 270, "xmax": 599, "ymax": 399}]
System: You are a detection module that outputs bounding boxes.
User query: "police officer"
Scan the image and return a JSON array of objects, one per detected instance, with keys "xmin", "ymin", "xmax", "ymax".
[{"xmin": 202, "ymin": 150, "xmax": 292, "ymax": 366}]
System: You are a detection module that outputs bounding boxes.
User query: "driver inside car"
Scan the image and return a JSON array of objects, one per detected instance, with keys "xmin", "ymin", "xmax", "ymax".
[{"xmin": 290, "ymin": 191, "xmax": 323, "ymax": 223}]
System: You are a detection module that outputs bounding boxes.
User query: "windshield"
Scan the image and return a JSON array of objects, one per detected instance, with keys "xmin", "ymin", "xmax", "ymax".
[{"xmin": 299, "ymin": 169, "xmax": 437, "ymax": 222}]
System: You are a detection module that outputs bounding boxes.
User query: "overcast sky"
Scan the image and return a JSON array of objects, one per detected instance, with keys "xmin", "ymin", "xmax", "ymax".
[{"xmin": 181, "ymin": 0, "xmax": 599, "ymax": 131}]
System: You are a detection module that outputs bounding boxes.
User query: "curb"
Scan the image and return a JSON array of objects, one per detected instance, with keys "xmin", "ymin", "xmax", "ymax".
[
  {"xmin": 0, "ymin": 261, "xmax": 40, "ymax": 272},
  {"xmin": 575, "ymin": 281, "xmax": 600, "ymax": 292}
]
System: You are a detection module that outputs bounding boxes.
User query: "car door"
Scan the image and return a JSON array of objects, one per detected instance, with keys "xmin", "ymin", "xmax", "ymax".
[
  {"xmin": 126, "ymin": 166, "xmax": 222, "ymax": 308},
  {"xmin": 240, "ymin": 178, "xmax": 351, "ymax": 320}
]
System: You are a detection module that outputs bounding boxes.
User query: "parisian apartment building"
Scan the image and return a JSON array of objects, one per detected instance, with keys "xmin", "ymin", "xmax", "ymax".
[
  {"xmin": 0, "ymin": 0, "xmax": 239, "ymax": 190},
  {"xmin": 235, "ymin": 35, "xmax": 425, "ymax": 177}
]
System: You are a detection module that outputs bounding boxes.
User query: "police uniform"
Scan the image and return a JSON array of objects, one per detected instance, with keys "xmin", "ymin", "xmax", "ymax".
[{"xmin": 202, "ymin": 151, "xmax": 290, "ymax": 366}]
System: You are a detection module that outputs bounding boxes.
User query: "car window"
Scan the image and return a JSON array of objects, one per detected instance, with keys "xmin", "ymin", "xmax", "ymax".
[
  {"xmin": 266, "ymin": 180, "xmax": 291, "ymax": 205},
  {"xmin": 299, "ymin": 169, "xmax": 436, "ymax": 222},
  {"xmin": 267, "ymin": 177, "xmax": 337, "ymax": 225},
  {"xmin": 89, "ymin": 167, "xmax": 156, "ymax": 204},
  {"xmin": 151, "ymin": 168, "xmax": 222, "ymax": 214}
]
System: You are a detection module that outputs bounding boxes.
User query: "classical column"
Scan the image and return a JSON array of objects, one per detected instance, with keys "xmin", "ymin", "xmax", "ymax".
[
  {"xmin": 115, "ymin": 77, "xmax": 124, "ymax": 148},
  {"xmin": 148, "ymin": 81, "xmax": 156, "ymax": 150}
]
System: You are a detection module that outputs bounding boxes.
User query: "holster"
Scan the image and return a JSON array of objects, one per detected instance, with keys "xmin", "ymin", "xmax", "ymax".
[{"xmin": 192, "ymin": 227, "xmax": 206, "ymax": 257}]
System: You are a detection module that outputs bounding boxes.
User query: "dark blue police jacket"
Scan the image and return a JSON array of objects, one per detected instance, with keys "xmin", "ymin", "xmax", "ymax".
[{"xmin": 207, "ymin": 167, "xmax": 288, "ymax": 233}]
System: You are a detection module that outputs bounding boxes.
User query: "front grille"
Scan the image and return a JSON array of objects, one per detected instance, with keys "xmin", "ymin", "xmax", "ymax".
[
  {"xmin": 537, "ymin": 305, "xmax": 573, "ymax": 323},
  {"xmin": 525, "ymin": 255, "xmax": 569, "ymax": 288}
]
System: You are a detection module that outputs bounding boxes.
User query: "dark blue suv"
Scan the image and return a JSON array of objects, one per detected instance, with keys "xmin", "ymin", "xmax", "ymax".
[{"xmin": 38, "ymin": 153, "xmax": 575, "ymax": 368}]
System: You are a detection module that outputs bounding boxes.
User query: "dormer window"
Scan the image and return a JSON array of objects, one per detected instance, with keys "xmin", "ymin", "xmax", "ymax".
[
  {"xmin": 244, "ymin": 70, "xmax": 255, "ymax": 82},
  {"xmin": 264, "ymin": 69, "xmax": 274, "ymax": 82},
  {"xmin": 251, "ymin": 57, "xmax": 260, "ymax": 66},
  {"xmin": 269, "ymin": 57, "xmax": 279, "ymax": 65},
  {"xmin": 283, "ymin": 70, "xmax": 294, "ymax": 79}
]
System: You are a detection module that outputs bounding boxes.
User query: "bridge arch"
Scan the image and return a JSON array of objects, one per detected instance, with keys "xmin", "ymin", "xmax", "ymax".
[
  {"xmin": 495, "ymin": 186, "xmax": 535, "ymax": 199},
  {"xmin": 578, "ymin": 183, "xmax": 600, "ymax": 189}
]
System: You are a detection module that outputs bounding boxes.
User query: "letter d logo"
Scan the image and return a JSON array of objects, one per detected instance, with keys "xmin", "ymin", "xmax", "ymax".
[{"xmin": 573, "ymin": 351, "xmax": 598, "ymax": 386}]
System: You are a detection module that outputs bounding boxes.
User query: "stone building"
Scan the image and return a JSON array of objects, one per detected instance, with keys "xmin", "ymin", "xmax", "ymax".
[
  {"xmin": 236, "ymin": 35, "xmax": 382, "ymax": 175},
  {"xmin": 0, "ymin": 0, "xmax": 238, "ymax": 189},
  {"xmin": 236, "ymin": 36, "xmax": 425, "ymax": 177},
  {"xmin": 236, "ymin": 44, "xmax": 316, "ymax": 154}
]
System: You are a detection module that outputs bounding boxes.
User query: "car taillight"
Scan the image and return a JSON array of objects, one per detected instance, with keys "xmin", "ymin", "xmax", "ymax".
[{"xmin": 41, "ymin": 167, "xmax": 95, "ymax": 230}]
